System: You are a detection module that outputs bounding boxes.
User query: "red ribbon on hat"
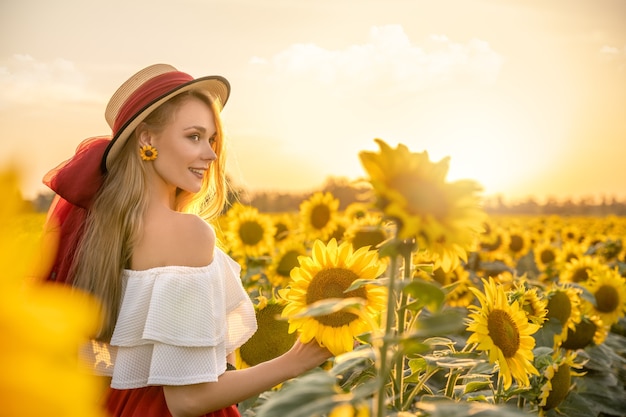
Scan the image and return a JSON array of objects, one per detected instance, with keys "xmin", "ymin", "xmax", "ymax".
[
  {"xmin": 113, "ymin": 71, "xmax": 193, "ymax": 136},
  {"xmin": 42, "ymin": 136, "xmax": 110, "ymax": 284}
]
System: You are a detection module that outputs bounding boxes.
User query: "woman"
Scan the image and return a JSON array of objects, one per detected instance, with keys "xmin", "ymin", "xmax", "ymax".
[{"xmin": 43, "ymin": 64, "xmax": 331, "ymax": 417}]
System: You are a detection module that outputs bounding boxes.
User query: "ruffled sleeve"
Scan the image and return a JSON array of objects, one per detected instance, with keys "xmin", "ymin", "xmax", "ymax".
[{"xmin": 107, "ymin": 248, "xmax": 257, "ymax": 389}]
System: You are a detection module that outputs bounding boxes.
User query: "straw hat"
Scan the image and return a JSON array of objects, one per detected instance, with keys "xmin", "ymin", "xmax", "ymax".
[{"xmin": 101, "ymin": 64, "xmax": 230, "ymax": 172}]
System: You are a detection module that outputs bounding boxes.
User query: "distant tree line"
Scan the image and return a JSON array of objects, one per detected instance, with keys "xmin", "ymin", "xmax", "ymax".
[{"xmin": 30, "ymin": 175, "xmax": 626, "ymax": 217}]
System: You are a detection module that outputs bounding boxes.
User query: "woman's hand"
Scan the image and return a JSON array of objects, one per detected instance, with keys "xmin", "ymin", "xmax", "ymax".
[{"xmin": 283, "ymin": 338, "xmax": 333, "ymax": 377}]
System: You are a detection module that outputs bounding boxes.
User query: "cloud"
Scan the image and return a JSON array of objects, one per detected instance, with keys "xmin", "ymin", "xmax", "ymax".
[
  {"xmin": 0, "ymin": 55, "xmax": 104, "ymax": 108},
  {"xmin": 600, "ymin": 44, "xmax": 626, "ymax": 70},
  {"xmin": 250, "ymin": 25, "xmax": 503, "ymax": 99}
]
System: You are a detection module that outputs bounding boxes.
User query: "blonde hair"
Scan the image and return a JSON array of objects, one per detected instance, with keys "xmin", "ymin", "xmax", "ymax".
[{"xmin": 71, "ymin": 90, "xmax": 227, "ymax": 341}]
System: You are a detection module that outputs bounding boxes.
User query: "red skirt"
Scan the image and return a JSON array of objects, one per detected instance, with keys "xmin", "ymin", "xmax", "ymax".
[{"xmin": 106, "ymin": 386, "xmax": 240, "ymax": 417}]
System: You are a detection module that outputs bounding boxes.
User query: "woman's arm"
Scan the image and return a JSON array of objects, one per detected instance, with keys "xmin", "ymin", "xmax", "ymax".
[{"xmin": 163, "ymin": 339, "xmax": 331, "ymax": 417}]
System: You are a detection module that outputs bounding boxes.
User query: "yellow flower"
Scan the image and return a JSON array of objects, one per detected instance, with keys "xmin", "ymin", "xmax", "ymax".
[
  {"xmin": 343, "ymin": 212, "xmax": 389, "ymax": 251},
  {"xmin": 299, "ymin": 191, "xmax": 340, "ymax": 241},
  {"xmin": 271, "ymin": 212, "xmax": 297, "ymax": 242},
  {"xmin": 504, "ymin": 225, "xmax": 532, "ymax": 260},
  {"xmin": 581, "ymin": 266, "xmax": 626, "ymax": 327},
  {"xmin": 538, "ymin": 350, "xmax": 585, "ymax": 412},
  {"xmin": 236, "ymin": 295, "xmax": 297, "ymax": 371},
  {"xmin": 328, "ymin": 402, "xmax": 371, "ymax": 417},
  {"xmin": 139, "ymin": 144, "xmax": 158, "ymax": 161},
  {"xmin": 466, "ymin": 278, "xmax": 540, "ymax": 389},
  {"xmin": 560, "ymin": 312, "xmax": 608, "ymax": 350},
  {"xmin": 442, "ymin": 268, "xmax": 476, "ymax": 308},
  {"xmin": 559, "ymin": 255, "xmax": 605, "ymax": 285},
  {"xmin": 534, "ymin": 240, "xmax": 559, "ymax": 276},
  {"xmin": 281, "ymin": 239, "xmax": 387, "ymax": 356},
  {"xmin": 358, "ymin": 138, "xmax": 485, "ymax": 271},
  {"xmin": 546, "ymin": 284, "xmax": 582, "ymax": 347},
  {"xmin": 266, "ymin": 237, "xmax": 308, "ymax": 288},
  {"xmin": 0, "ymin": 168, "xmax": 105, "ymax": 417},
  {"xmin": 509, "ymin": 280, "xmax": 548, "ymax": 326},
  {"xmin": 223, "ymin": 203, "xmax": 276, "ymax": 259}
]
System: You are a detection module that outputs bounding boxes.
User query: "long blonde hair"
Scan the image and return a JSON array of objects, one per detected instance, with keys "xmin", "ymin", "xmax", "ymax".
[{"xmin": 71, "ymin": 90, "xmax": 227, "ymax": 341}]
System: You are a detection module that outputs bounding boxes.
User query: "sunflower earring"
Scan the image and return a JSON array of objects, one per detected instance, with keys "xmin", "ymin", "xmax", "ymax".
[{"xmin": 139, "ymin": 145, "xmax": 158, "ymax": 161}]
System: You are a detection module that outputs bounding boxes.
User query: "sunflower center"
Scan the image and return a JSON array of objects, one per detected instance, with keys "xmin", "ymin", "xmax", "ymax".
[
  {"xmin": 595, "ymin": 284, "xmax": 619, "ymax": 313},
  {"xmin": 276, "ymin": 250, "xmax": 300, "ymax": 277},
  {"xmin": 509, "ymin": 235, "xmax": 524, "ymax": 253},
  {"xmin": 547, "ymin": 291, "xmax": 572, "ymax": 326},
  {"xmin": 274, "ymin": 223, "xmax": 288, "ymax": 241},
  {"xmin": 543, "ymin": 364, "xmax": 572, "ymax": 410},
  {"xmin": 310, "ymin": 204, "xmax": 331, "ymax": 229},
  {"xmin": 238, "ymin": 221, "xmax": 264, "ymax": 246},
  {"xmin": 306, "ymin": 267, "xmax": 367, "ymax": 327},
  {"xmin": 540, "ymin": 249, "xmax": 556, "ymax": 264},
  {"xmin": 487, "ymin": 309, "xmax": 520, "ymax": 358},
  {"xmin": 571, "ymin": 267, "xmax": 589, "ymax": 283},
  {"xmin": 352, "ymin": 229, "xmax": 386, "ymax": 250},
  {"xmin": 392, "ymin": 175, "xmax": 448, "ymax": 220},
  {"xmin": 239, "ymin": 303, "xmax": 297, "ymax": 366}
]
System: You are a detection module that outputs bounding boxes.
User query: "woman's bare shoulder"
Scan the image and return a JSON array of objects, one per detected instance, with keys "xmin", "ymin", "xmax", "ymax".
[{"xmin": 132, "ymin": 212, "xmax": 216, "ymax": 269}]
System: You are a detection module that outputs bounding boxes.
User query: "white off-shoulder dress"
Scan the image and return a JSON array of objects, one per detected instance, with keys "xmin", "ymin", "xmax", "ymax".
[{"xmin": 87, "ymin": 247, "xmax": 257, "ymax": 417}]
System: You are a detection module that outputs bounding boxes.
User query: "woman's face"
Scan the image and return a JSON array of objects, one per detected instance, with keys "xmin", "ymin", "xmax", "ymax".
[{"xmin": 149, "ymin": 97, "xmax": 217, "ymax": 194}]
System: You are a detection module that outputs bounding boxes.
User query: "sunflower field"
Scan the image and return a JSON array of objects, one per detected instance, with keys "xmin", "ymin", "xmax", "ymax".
[{"xmin": 3, "ymin": 138, "xmax": 626, "ymax": 417}]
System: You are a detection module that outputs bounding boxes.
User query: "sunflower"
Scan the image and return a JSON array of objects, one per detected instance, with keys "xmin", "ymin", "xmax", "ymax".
[
  {"xmin": 443, "ymin": 268, "xmax": 476, "ymax": 308},
  {"xmin": 546, "ymin": 284, "xmax": 582, "ymax": 347},
  {"xmin": 466, "ymin": 277, "xmax": 540, "ymax": 389},
  {"xmin": 281, "ymin": 239, "xmax": 387, "ymax": 356},
  {"xmin": 505, "ymin": 225, "xmax": 532, "ymax": 260},
  {"xmin": 299, "ymin": 191, "xmax": 340, "ymax": 242},
  {"xmin": 554, "ymin": 240, "xmax": 585, "ymax": 270},
  {"xmin": 236, "ymin": 295, "xmax": 297, "ymax": 371},
  {"xmin": 343, "ymin": 202, "xmax": 374, "ymax": 221},
  {"xmin": 479, "ymin": 225, "xmax": 511, "ymax": 262},
  {"xmin": 534, "ymin": 240, "xmax": 559, "ymax": 278},
  {"xmin": 271, "ymin": 212, "xmax": 297, "ymax": 242},
  {"xmin": 509, "ymin": 280, "xmax": 548, "ymax": 326},
  {"xmin": 343, "ymin": 212, "xmax": 389, "ymax": 251},
  {"xmin": 559, "ymin": 255, "xmax": 605, "ymax": 285},
  {"xmin": 328, "ymin": 401, "xmax": 371, "ymax": 417},
  {"xmin": 537, "ymin": 350, "xmax": 585, "ymax": 413},
  {"xmin": 358, "ymin": 139, "xmax": 485, "ymax": 271},
  {"xmin": 560, "ymin": 313, "xmax": 608, "ymax": 350},
  {"xmin": 0, "ymin": 169, "xmax": 105, "ymax": 417},
  {"xmin": 265, "ymin": 237, "xmax": 309, "ymax": 288},
  {"xmin": 223, "ymin": 203, "xmax": 276, "ymax": 259},
  {"xmin": 581, "ymin": 266, "xmax": 626, "ymax": 327}
]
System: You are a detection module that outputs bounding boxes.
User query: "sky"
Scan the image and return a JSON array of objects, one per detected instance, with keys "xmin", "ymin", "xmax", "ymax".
[{"xmin": 1, "ymin": 0, "xmax": 625, "ymax": 203}]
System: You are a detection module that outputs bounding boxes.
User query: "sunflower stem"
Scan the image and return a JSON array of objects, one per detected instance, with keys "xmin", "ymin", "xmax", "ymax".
[
  {"xmin": 374, "ymin": 244, "xmax": 399, "ymax": 417},
  {"xmin": 444, "ymin": 369, "xmax": 460, "ymax": 399},
  {"xmin": 393, "ymin": 244, "xmax": 413, "ymax": 409},
  {"xmin": 495, "ymin": 372, "xmax": 504, "ymax": 405}
]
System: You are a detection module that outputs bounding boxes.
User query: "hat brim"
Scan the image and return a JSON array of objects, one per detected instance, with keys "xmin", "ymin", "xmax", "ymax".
[{"xmin": 101, "ymin": 75, "xmax": 230, "ymax": 173}]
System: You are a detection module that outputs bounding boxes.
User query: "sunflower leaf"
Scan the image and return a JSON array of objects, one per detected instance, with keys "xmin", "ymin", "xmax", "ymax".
[
  {"xmin": 401, "ymin": 279, "xmax": 445, "ymax": 312},
  {"xmin": 344, "ymin": 277, "xmax": 389, "ymax": 292},
  {"xmin": 254, "ymin": 370, "xmax": 339, "ymax": 417},
  {"xmin": 289, "ymin": 297, "xmax": 366, "ymax": 318},
  {"xmin": 410, "ymin": 309, "xmax": 465, "ymax": 338}
]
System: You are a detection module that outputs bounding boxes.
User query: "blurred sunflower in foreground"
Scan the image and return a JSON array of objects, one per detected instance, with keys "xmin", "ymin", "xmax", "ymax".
[
  {"xmin": 0, "ymin": 169, "xmax": 104, "ymax": 417},
  {"xmin": 466, "ymin": 277, "xmax": 540, "ymax": 389},
  {"xmin": 358, "ymin": 138, "xmax": 485, "ymax": 272},
  {"xmin": 281, "ymin": 238, "xmax": 387, "ymax": 355}
]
